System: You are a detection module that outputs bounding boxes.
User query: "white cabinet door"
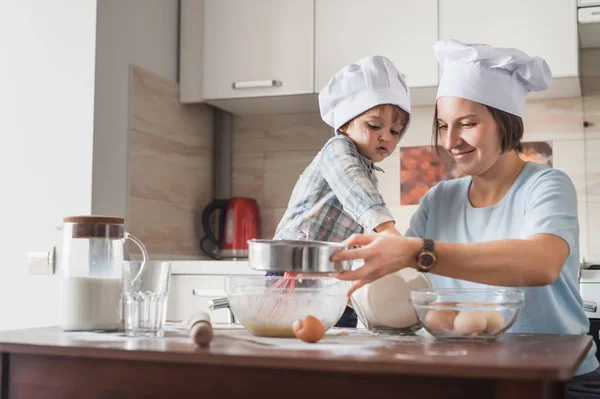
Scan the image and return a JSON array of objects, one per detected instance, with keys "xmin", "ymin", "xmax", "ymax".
[
  {"xmin": 440, "ymin": 0, "xmax": 578, "ymax": 78},
  {"xmin": 315, "ymin": 0, "xmax": 439, "ymax": 91},
  {"xmin": 203, "ymin": 0, "xmax": 314, "ymax": 100},
  {"xmin": 167, "ymin": 276, "xmax": 232, "ymax": 323}
]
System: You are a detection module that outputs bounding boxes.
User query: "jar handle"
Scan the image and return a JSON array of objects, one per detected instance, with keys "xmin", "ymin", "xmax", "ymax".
[{"xmin": 124, "ymin": 232, "xmax": 148, "ymax": 286}]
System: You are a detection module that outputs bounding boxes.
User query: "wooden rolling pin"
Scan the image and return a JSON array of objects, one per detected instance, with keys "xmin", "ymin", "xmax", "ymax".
[{"xmin": 189, "ymin": 311, "xmax": 213, "ymax": 347}]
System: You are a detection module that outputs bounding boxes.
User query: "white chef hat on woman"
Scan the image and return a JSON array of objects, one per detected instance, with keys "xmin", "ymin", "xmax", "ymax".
[
  {"xmin": 434, "ymin": 39, "xmax": 552, "ymax": 117},
  {"xmin": 319, "ymin": 55, "xmax": 411, "ymax": 134}
]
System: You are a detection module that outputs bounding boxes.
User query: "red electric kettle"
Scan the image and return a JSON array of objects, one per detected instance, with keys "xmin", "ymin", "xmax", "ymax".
[{"xmin": 200, "ymin": 197, "xmax": 260, "ymax": 259}]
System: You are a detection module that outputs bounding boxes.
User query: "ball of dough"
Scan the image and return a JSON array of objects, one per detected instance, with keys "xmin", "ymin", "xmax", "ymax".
[
  {"xmin": 453, "ymin": 311, "xmax": 487, "ymax": 336},
  {"xmin": 483, "ymin": 310, "xmax": 505, "ymax": 335},
  {"xmin": 424, "ymin": 310, "xmax": 458, "ymax": 333},
  {"xmin": 367, "ymin": 268, "xmax": 430, "ymax": 328}
]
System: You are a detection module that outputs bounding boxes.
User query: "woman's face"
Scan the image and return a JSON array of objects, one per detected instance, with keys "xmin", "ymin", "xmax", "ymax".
[{"xmin": 436, "ymin": 96, "xmax": 502, "ymax": 177}]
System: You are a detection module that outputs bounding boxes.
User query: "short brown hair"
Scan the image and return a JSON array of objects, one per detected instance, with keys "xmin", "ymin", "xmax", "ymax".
[
  {"xmin": 339, "ymin": 104, "xmax": 409, "ymax": 133},
  {"xmin": 432, "ymin": 104, "xmax": 524, "ymax": 153}
]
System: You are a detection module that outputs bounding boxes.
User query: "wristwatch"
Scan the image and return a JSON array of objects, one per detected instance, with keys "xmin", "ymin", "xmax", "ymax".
[{"xmin": 417, "ymin": 238, "xmax": 436, "ymax": 272}]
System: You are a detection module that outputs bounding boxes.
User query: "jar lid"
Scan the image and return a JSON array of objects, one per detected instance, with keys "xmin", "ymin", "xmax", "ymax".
[
  {"xmin": 63, "ymin": 215, "xmax": 125, "ymax": 239},
  {"xmin": 63, "ymin": 215, "xmax": 125, "ymax": 225}
]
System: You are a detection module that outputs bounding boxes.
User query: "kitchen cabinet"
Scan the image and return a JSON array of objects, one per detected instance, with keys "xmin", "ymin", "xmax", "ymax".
[
  {"xmin": 180, "ymin": 0, "xmax": 581, "ymax": 113},
  {"xmin": 315, "ymin": 0, "xmax": 439, "ymax": 91},
  {"xmin": 440, "ymin": 0, "xmax": 579, "ymax": 97},
  {"xmin": 202, "ymin": 0, "xmax": 314, "ymax": 100},
  {"xmin": 166, "ymin": 262, "xmax": 264, "ymax": 323},
  {"xmin": 167, "ymin": 275, "xmax": 231, "ymax": 323}
]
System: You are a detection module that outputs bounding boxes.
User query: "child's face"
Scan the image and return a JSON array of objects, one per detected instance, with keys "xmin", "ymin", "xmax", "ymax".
[{"xmin": 343, "ymin": 106, "xmax": 405, "ymax": 162}]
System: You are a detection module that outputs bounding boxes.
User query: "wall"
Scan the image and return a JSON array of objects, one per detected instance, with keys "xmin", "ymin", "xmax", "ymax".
[
  {"xmin": 232, "ymin": 98, "xmax": 593, "ymax": 260},
  {"xmin": 583, "ymin": 48, "xmax": 600, "ymax": 261},
  {"xmin": 92, "ymin": 0, "xmax": 180, "ymax": 223},
  {"xmin": 0, "ymin": 0, "xmax": 97, "ymax": 330},
  {"xmin": 128, "ymin": 66, "xmax": 214, "ymax": 259}
]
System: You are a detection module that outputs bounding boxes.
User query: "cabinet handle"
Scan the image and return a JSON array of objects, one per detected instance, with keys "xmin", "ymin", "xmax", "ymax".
[
  {"xmin": 205, "ymin": 296, "xmax": 236, "ymax": 324},
  {"xmin": 207, "ymin": 296, "xmax": 230, "ymax": 311},
  {"xmin": 232, "ymin": 80, "xmax": 282, "ymax": 89},
  {"xmin": 584, "ymin": 300, "xmax": 598, "ymax": 313}
]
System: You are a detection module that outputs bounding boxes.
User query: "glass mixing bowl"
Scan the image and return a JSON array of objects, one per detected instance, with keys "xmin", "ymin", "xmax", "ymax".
[
  {"xmin": 225, "ymin": 275, "xmax": 351, "ymax": 338},
  {"xmin": 409, "ymin": 288, "xmax": 525, "ymax": 340}
]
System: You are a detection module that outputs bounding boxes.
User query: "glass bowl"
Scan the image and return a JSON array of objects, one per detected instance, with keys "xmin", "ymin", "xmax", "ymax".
[
  {"xmin": 409, "ymin": 288, "xmax": 525, "ymax": 340},
  {"xmin": 225, "ymin": 275, "xmax": 351, "ymax": 338}
]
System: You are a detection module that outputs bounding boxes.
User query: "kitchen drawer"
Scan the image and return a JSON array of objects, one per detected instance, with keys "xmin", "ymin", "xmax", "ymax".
[{"xmin": 167, "ymin": 276, "xmax": 231, "ymax": 323}]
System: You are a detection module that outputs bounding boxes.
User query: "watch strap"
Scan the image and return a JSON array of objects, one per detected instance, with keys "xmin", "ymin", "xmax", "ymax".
[{"xmin": 423, "ymin": 238, "xmax": 434, "ymax": 252}]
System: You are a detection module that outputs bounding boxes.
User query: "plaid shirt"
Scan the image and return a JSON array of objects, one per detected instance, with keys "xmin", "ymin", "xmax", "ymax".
[{"xmin": 274, "ymin": 135, "xmax": 394, "ymax": 242}]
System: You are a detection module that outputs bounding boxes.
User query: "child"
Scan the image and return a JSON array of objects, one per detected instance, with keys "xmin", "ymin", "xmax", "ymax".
[{"xmin": 272, "ymin": 55, "xmax": 412, "ymax": 327}]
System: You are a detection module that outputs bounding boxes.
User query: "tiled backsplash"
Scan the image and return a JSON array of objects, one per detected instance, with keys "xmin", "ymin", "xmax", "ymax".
[
  {"xmin": 232, "ymin": 96, "xmax": 600, "ymax": 260},
  {"xmin": 127, "ymin": 66, "xmax": 214, "ymax": 259}
]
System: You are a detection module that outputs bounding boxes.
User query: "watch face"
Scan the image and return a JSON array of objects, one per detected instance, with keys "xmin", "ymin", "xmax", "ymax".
[
  {"xmin": 421, "ymin": 254, "xmax": 434, "ymax": 267},
  {"xmin": 418, "ymin": 252, "xmax": 435, "ymax": 271}
]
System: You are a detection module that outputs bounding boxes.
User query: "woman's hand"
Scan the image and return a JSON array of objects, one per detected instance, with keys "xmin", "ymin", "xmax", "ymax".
[{"xmin": 331, "ymin": 234, "xmax": 423, "ymax": 296}]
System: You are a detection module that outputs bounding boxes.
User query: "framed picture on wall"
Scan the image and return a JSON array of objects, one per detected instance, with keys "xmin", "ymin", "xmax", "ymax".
[{"xmin": 399, "ymin": 142, "xmax": 553, "ymax": 206}]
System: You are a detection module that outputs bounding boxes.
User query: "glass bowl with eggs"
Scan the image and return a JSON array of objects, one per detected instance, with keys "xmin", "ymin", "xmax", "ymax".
[{"xmin": 409, "ymin": 288, "xmax": 525, "ymax": 340}]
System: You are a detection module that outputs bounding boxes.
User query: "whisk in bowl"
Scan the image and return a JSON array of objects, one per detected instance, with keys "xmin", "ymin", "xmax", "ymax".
[
  {"xmin": 225, "ymin": 275, "xmax": 350, "ymax": 338},
  {"xmin": 246, "ymin": 238, "xmax": 352, "ymax": 323},
  {"xmin": 258, "ymin": 272, "xmax": 298, "ymax": 320}
]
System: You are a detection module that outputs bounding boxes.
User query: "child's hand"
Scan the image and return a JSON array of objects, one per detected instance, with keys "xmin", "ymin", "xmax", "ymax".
[
  {"xmin": 375, "ymin": 221, "xmax": 402, "ymax": 236},
  {"xmin": 380, "ymin": 227, "xmax": 401, "ymax": 237}
]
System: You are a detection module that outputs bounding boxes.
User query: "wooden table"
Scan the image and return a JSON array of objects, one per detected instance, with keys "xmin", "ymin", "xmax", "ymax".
[{"xmin": 0, "ymin": 325, "xmax": 592, "ymax": 399}]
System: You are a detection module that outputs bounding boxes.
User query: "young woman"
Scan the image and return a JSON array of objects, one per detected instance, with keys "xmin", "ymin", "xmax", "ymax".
[{"xmin": 332, "ymin": 40, "xmax": 600, "ymax": 397}]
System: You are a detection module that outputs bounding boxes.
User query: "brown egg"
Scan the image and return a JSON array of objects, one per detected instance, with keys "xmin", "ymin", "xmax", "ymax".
[
  {"xmin": 453, "ymin": 311, "xmax": 487, "ymax": 336},
  {"xmin": 424, "ymin": 310, "xmax": 458, "ymax": 332},
  {"xmin": 483, "ymin": 310, "xmax": 505, "ymax": 335},
  {"xmin": 292, "ymin": 315, "xmax": 325, "ymax": 343}
]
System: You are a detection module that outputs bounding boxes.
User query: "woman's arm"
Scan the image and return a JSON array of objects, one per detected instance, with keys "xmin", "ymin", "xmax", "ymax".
[
  {"xmin": 331, "ymin": 233, "xmax": 568, "ymax": 295},
  {"xmin": 333, "ymin": 169, "xmax": 579, "ymax": 296}
]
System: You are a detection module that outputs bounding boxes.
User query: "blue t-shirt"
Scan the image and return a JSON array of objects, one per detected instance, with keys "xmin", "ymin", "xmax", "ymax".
[{"xmin": 405, "ymin": 162, "xmax": 598, "ymax": 375}]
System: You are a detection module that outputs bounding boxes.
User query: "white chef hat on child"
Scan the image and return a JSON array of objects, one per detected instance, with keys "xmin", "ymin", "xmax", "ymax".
[
  {"xmin": 318, "ymin": 55, "xmax": 411, "ymax": 134},
  {"xmin": 434, "ymin": 39, "xmax": 552, "ymax": 117}
]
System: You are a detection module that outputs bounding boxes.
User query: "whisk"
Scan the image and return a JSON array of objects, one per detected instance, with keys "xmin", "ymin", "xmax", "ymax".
[
  {"xmin": 274, "ymin": 272, "xmax": 297, "ymax": 290},
  {"xmin": 257, "ymin": 272, "xmax": 298, "ymax": 320},
  {"xmin": 255, "ymin": 228, "xmax": 311, "ymax": 319}
]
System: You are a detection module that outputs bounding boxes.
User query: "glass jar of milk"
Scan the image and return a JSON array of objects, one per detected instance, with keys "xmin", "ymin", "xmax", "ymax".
[{"xmin": 59, "ymin": 216, "xmax": 148, "ymax": 331}]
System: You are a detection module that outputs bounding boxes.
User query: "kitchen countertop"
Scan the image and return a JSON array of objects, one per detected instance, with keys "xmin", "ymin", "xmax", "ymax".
[
  {"xmin": 0, "ymin": 324, "xmax": 591, "ymax": 398},
  {"xmin": 169, "ymin": 260, "xmax": 263, "ymax": 275},
  {"xmin": 169, "ymin": 259, "xmax": 365, "ymax": 275}
]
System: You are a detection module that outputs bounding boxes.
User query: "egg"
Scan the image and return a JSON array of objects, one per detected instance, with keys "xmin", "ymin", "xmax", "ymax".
[
  {"xmin": 424, "ymin": 310, "xmax": 458, "ymax": 333},
  {"xmin": 453, "ymin": 311, "xmax": 487, "ymax": 336},
  {"xmin": 292, "ymin": 315, "xmax": 325, "ymax": 343},
  {"xmin": 483, "ymin": 310, "xmax": 505, "ymax": 335}
]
